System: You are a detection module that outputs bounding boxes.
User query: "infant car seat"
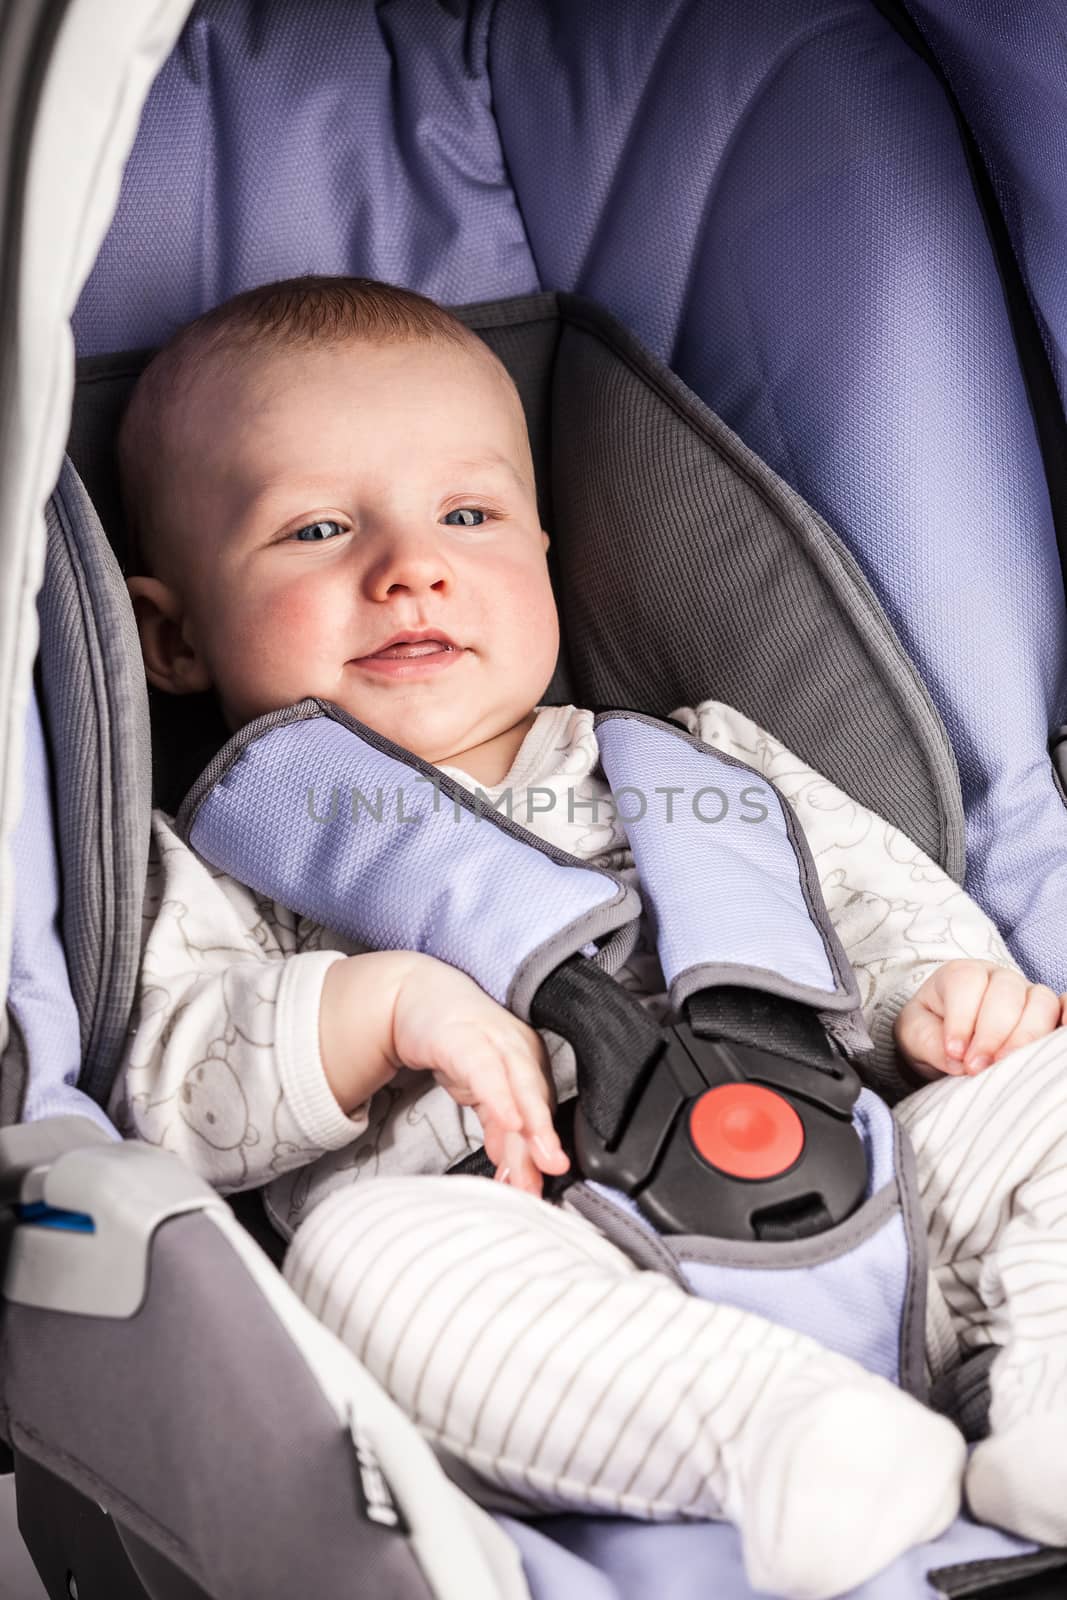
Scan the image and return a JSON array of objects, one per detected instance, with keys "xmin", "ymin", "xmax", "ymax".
[{"xmin": 3, "ymin": 3, "xmax": 1067, "ymax": 1599}]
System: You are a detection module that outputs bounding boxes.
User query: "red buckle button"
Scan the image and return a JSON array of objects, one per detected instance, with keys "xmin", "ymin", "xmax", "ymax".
[{"xmin": 688, "ymin": 1083, "xmax": 805, "ymax": 1180}]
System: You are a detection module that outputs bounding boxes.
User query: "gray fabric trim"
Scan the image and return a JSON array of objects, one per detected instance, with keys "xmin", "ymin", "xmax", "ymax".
[
  {"xmin": 551, "ymin": 296, "xmax": 965, "ymax": 880},
  {"xmin": 668, "ymin": 961, "xmax": 859, "ymax": 1014},
  {"xmin": 593, "ymin": 708, "xmax": 864, "ymax": 1013},
  {"xmin": 661, "ymin": 1180, "xmax": 900, "ymax": 1269},
  {"xmin": 508, "ymin": 908, "xmax": 638, "ymax": 1020},
  {"xmin": 38, "ymin": 457, "xmax": 152, "ymax": 1107},
  {"xmin": 589, "ymin": 916, "xmax": 642, "ymax": 977},
  {"xmin": 892, "ymin": 1114, "xmax": 932, "ymax": 1400},
  {"xmin": 175, "ymin": 696, "xmax": 642, "ymax": 1022},
  {"xmin": 560, "ymin": 1182, "xmax": 689, "ymax": 1287},
  {"xmin": 0, "ymin": 1004, "xmax": 28, "ymax": 1128},
  {"xmin": 452, "ymin": 289, "xmax": 561, "ymax": 333},
  {"xmin": 818, "ymin": 1004, "xmax": 876, "ymax": 1059}
]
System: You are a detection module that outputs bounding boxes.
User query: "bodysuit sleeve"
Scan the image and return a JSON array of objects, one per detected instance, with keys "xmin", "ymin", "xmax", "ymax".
[
  {"xmin": 672, "ymin": 701, "xmax": 1025, "ymax": 1103},
  {"xmin": 108, "ymin": 808, "xmax": 371, "ymax": 1193}
]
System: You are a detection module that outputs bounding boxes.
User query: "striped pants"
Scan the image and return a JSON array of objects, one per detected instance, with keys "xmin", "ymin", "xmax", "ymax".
[{"xmin": 282, "ymin": 1030, "xmax": 1067, "ymax": 1522}]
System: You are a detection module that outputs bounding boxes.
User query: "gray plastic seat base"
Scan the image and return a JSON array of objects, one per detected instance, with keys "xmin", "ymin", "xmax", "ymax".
[{"xmin": 15, "ymin": 1451, "xmax": 205, "ymax": 1600}]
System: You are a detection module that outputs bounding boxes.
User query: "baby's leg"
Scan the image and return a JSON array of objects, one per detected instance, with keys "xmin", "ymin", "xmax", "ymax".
[
  {"xmin": 893, "ymin": 1029, "xmax": 1067, "ymax": 1545},
  {"xmin": 284, "ymin": 1174, "xmax": 963, "ymax": 1600}
]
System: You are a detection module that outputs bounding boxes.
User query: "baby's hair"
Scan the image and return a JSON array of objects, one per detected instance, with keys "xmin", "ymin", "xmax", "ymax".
[{"xmin": 117, "ymin": 274, "xmax": 506, "ymax": 580}]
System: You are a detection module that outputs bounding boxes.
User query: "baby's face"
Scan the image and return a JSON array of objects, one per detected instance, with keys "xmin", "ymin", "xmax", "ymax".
[{"xmin": 144, "ymin": 337, "xmax": 558, "ymax": 773}]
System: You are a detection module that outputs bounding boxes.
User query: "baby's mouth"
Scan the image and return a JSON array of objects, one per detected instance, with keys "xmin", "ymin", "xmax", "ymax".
[
  {"xmin": 368, "ymin": 641, "xmax": 457, "ymax": 659},
  {"xmin": 350, "ymin": 630, "xmax": 467, "ymax": 674}
]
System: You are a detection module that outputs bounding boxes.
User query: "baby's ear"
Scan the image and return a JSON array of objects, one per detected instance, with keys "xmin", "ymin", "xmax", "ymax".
[
  {"xmin": 126, "ymin": 576, "xmax": 213, "ymax": 696},
  {"xmin": 541, "ymin": 528, "xmax": 551, "ymax": 552}
]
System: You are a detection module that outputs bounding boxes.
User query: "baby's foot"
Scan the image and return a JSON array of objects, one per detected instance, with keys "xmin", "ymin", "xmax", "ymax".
[
  {"xmin": 725, "ymin": 1372, "xmax": 966, "ymax": 1599},
  {"xmin": 966, "ymin": 1414, "xmax": 1067, "ymax": 1546}
]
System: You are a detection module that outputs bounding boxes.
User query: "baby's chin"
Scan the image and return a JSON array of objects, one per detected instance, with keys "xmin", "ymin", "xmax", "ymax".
[
  {"xmin": 218, "ymin": 673, "xmax": 504, "ymax": 766},
  {"xmin": 313, "ymin": 685, "xmax": 491, "ymax": 761}
]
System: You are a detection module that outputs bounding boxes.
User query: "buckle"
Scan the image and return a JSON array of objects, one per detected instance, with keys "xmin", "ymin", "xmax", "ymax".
[{"xmin": 573, "ymin": 1020, "xmax": 867, "ymax": 1239}]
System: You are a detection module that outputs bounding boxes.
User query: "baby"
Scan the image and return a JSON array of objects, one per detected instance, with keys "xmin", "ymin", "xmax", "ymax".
[{"xmin": 116, "ymin": 274, "xmax": 1067, "ymax": 1600}]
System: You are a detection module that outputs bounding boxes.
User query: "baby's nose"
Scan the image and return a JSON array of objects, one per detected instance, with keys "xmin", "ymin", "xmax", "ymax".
[{"xmin": 367, "ymin": 533, "xmax": 453, "ymax": 598}]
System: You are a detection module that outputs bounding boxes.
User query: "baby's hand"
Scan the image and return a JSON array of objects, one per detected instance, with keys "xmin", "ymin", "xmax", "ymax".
[
  {"xmin": 894, "ymin": 958, "xmax": 1065, "ymax": 1083},
  {"xmin": 390, "ymin": 955, "xmax": 570, "ymax": 1195}
]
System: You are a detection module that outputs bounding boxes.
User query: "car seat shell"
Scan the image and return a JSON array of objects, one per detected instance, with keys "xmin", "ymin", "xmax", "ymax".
[{"xmin": 4, "ymin": 2, "xmax": 1067, "ymax": 1597}]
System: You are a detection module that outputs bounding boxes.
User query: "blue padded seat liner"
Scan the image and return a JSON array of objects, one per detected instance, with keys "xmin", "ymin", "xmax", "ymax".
[
  {"xmin": 907, "ymin": 0, "xmax": 1067, "ymax": 414},
  {"xmin": 8, "ymin": 686, "xmax": 116, "ymax": 1137},
  {"xmin": 497, "ymin": 1510, "xmax": 1037, "ymax": 1600},
  {"xmin": 72, "ymin": 0, "xmax": 1067, "ymax": 990},
  {"xmin": 488, "ymin": 0, "xmax": 1067, "ymax": 990}
]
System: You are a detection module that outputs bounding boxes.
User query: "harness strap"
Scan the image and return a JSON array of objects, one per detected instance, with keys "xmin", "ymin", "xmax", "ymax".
[
  {"xmin": 686, "ymin": 985, "xmax": 850, "ymax": 1082},
  {"xmin": 529, "ymin": 956, "xmax": 663, "ymax": 1147}
]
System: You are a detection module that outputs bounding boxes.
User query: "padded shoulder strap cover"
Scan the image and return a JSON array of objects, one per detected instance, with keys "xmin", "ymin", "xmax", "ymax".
[
  {"xmin": 594, "ymin": 710, "xmax": 864, "ymax": 1021},
  {"xmin": 176, "ymin": 700, "xmax": 867, "ymax": 1054},
  {"xmin": 175, "ymin": 699, "xmax": 640, "ymax": 1022}
]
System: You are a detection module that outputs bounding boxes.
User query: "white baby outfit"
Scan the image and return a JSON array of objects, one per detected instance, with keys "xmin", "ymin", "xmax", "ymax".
[{"xmin": 112, "ymin": 701, "xmax": 1067, "ymax": 1596}]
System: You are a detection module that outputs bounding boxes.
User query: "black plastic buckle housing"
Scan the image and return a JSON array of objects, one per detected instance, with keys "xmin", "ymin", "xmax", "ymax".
[{"xmin": 573, "ymin": 1019, "xmax": 867, "ymax": 1240}]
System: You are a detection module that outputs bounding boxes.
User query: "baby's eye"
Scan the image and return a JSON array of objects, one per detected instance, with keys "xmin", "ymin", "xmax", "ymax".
[
  {"xmin": 290, "ymin": 519, "xmax": 346, "ymax": 543},
  {"xmin": 442, "ymin": 507, "xmax": 486, "ymax": 527}
]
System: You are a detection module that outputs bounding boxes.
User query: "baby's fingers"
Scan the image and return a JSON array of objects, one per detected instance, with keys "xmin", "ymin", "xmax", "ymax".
[
  {"xmin": 962, "ymin": 969, "xmax": 1034, "ymax": 1073},
  {"xmin": 493, "ymin": 1129, "xmax": 544, "ymax": 1196},
  {"xmin": 460, "ymin": 1039, "xmax": 565, "ymax": 1180},
  {"xmin": 501, "ymin": 1038, "xmax": 570, "ymax": 1177},
  {"xmin": 989, "ymin": 983, "xmax": 1061, "ymax": 1065},
  {"xmin": 895, "ymin": 999, "xmax": 960, "ymax": 1081},
  {"xmin": 937, "ymin": 961, "xmax": 996, "ymax": 1066},
  {"xmin": 436, "ymin": 1041, "xmax": 525, "ymax": 1150}
]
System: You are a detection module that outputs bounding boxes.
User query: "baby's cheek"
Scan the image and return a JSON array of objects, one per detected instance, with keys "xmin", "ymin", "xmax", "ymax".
[
  {"xmin": 224, "ymin": 582, "xmax": 342, "ymax": 699},
  {"xmin": 242, "ymin": 581, "xmax": 337, "ymax": 657}
]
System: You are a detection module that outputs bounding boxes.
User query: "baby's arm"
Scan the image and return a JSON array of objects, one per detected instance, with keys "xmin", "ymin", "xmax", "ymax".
[
  {"xmin": 117, "ymin": 811, "xmax": 566, "ymax": 1194},
  {"xmin": 320, "ymin": 951, "xmax": 570, "ymax": 1193}
]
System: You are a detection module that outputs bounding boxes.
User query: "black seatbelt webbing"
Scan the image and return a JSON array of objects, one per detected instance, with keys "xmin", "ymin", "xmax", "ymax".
[
  {"xmin": 686, "ymin": 985, "xmax": 847, "ymax": 1078},
  {"xmin": 529, "ymin": 955, "xmax": 664, "ymax": 1146},
  {"xmin": 927, "ymin": 1548, "xmax": 1067, "ymax": 1599}
]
